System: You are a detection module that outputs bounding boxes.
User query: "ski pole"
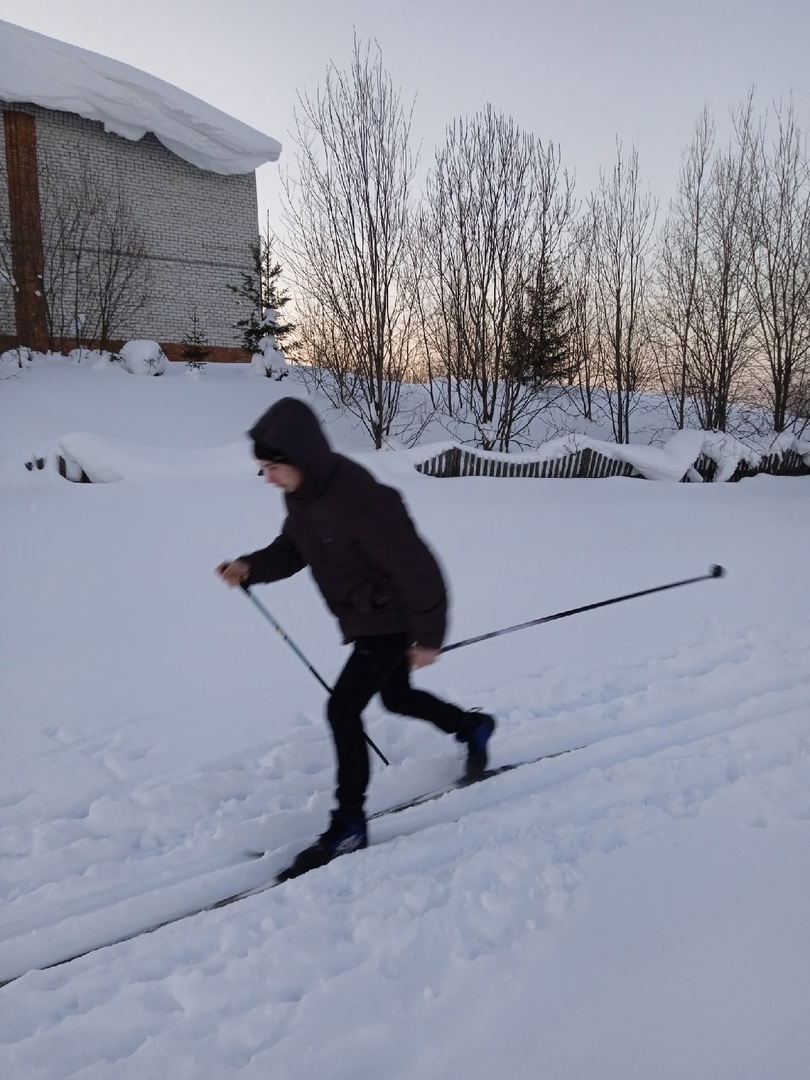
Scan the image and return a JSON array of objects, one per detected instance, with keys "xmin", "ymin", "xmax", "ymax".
[
  {"xmin": 441, "ymin": 564, "xmax": 726, "ymax": 655},
  {"xmin": 239, "ymin": 583, "xmax": 390, "ymax": 766}
]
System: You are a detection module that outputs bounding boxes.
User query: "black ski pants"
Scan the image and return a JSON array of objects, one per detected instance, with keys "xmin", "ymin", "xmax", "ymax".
[{"xmin": 326, "ymin": 632, "xmax": 469, "ymax": 818}]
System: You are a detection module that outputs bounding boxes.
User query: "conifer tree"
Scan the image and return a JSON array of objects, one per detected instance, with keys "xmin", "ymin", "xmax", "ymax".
[
  {"xmin": 228, "ymin": 224, "xmax": 294, "ymax": 354},
  {"xmin": 181, "ymin": 307, "xmax": 210, "ymax": 369},
  {"xmin": 509, "ymin": 254, "xmax": 573, "ymax": 385}
]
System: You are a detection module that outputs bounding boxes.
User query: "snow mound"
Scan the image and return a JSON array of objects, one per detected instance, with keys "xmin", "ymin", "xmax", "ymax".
[
  {"xmin": 0, "ymin": 347, "xmax": 34, "ymax": 377},
  {"xmin": 609, "ymin": 429, "xmax": 707, "ymax": 482},
  {"xmin": 250, "ymin": 323, "xmax": 289, "ymax": 380},
  {"xmin": 0, "ymin": 19, "xmax": 281, "ymax": 174},
  {"xmin": 57, "ymin": 432, "xmax": 256, "ymax": 483},
  {"xmin": 699, "ymin": 431, "xmax": 763, "ymax": 483},
  {"xmin": 767, "ymin": 430, "xmax": 810, "ymax": 467},
  {"xmin": 117, "ymin": 341, "xmax": 168, "ymax": 376}
]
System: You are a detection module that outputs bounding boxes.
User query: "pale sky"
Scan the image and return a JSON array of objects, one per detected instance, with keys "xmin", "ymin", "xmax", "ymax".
[{"xmin": 3, "ymin": 0, "xmax": 809, "ymax": 234}]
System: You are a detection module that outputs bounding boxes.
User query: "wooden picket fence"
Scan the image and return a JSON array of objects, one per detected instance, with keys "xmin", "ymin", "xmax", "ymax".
[
  {"xmin": 691, "ymin": 447, "xmax": 810, "ymax": 483},
  {"xmin": 415, "ymin": 446, "xmax": 637, "ymax": 480},
  {"xmin": 415, "ymin": 444, "xmax": 810, "ymax": 482}
]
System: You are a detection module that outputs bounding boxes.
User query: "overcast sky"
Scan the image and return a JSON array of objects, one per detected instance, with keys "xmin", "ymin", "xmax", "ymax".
[{"xmin": 3, "ymin": 0, "xmax": 809, "ymax": 234}]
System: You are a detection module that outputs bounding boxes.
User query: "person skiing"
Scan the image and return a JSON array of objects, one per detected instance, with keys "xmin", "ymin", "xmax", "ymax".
[{"xmin": 217, "ymin": 397, "xmax": 495, "ymax": 879}]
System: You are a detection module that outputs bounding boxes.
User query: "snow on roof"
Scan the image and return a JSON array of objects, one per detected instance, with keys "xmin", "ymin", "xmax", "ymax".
[{"xmin": 0, "ymin": 19, "xmax": 281, "ymax": 175}]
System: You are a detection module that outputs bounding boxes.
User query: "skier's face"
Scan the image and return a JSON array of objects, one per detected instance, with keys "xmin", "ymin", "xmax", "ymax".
[{"xmin": 260, "ymin": 461, "xmax": 303, "ymax": 493}]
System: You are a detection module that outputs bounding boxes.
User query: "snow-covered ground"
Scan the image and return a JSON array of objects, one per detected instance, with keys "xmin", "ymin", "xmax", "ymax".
[{"xmin": 1, "ymin": 358, "xmax": 809, "ymax": 1079}]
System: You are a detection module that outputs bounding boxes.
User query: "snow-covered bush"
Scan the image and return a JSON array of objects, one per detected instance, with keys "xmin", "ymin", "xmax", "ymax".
[
  {"xmin": 115, "ymin": 340, "xmax": 168, "ymax": 376},
  {"xmin": 250, "ymin": 309, "xmax": 288, "ymax": 380},
  {"xmin": 0, "ymin": 347, "xmax": 34, "ymax": 378}
]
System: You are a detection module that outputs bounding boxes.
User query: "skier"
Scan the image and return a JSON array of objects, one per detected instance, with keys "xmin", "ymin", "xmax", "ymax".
[{"xmin": 217, "ymin": 397, "xmax": 495, "ymax": 878}]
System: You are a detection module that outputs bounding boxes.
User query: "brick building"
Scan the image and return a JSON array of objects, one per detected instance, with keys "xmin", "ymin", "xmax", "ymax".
[{"xmin": 0, "ymin": 20, "xmax": 281, "ymax": 361}]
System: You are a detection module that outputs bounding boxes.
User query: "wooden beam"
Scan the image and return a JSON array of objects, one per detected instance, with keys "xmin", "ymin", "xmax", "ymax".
[{"xmin": 3, "ymin": 109, "xmax": 48, "ymax": 352}]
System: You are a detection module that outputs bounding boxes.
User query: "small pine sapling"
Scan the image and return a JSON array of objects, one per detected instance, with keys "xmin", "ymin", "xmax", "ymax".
[{"xmin": 182, "ymin": 308, "xmax": 211, "ymax": 370}]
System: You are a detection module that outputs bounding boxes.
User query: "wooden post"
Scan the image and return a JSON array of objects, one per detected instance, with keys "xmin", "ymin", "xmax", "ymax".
[{"xmin": 3, "ymin": 110, "xmax": 49, "ymax": 352}]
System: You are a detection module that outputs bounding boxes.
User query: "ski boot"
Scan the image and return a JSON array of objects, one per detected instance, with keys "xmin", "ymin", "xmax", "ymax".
[
  {"xmin": 458, "ymin": 711, "xmax": 496, "ymax": 782},
  {"xmin": 276, "ymin": 809, "xmax": 368, "ymax": 883}
]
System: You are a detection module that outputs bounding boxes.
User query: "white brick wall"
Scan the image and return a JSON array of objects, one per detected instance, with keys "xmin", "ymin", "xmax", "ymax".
[{"xmin": 1, "ymin": 103, "xmax": 261, "ymax": 349}]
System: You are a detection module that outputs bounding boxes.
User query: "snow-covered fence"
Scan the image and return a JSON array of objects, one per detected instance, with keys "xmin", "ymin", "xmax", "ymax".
[
  {"xmin": 761, "ymin": 447, "xmax": 809, "ymax": 476},
  {"xmin": 57, "ymin": 454, "xmax": 91, "ymax": 483},
  {"xmin": 416, "ymin": 445, "xmax": 637, "ymax": 480},
  {"xmin": 47, "ymin": 429, "xmax": 810, "ymax": 484},
  {"xmin": 412, "ymin": 431, "xmax": 810, "ymax": 484},
  {"xmin": 53, "ymin": 433, "xmax": 254, "ymax": 484},
  {"xmin": 702, "ymin": 446, "xmax": 809, "ymax": 482},
  {"xmin": 688, "ymin": 434, "xmax": 810, "ymax": 483}
]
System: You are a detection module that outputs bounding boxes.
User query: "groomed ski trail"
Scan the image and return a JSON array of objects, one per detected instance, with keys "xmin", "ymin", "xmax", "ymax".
[{"xmin": 1, "ymin": 622, "xmax": 808, "ymax": 987}]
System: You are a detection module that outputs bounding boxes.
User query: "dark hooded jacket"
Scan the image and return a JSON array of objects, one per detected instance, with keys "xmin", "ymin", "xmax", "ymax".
[{"xmin": 240, "ymin": 398, "xmax": 448, "ymax": 649}]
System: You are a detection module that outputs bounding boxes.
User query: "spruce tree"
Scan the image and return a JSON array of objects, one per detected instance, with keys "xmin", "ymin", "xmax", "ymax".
[
  {"xmin": 228, "ymin": 225, "xmax": 295, "ymax": 354},
  {"xmin": 509, "ymin": 256, "xmax": 573, "ymax": 386},
  {"xmin": 181, "ymin": 307, "xmax": 210, "ymax": 369}
]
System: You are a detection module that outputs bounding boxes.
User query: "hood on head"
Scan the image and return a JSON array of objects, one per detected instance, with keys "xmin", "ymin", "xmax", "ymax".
[{"xmin": 248, "ymin": 398, "xmax": 335, "ymax": 491}]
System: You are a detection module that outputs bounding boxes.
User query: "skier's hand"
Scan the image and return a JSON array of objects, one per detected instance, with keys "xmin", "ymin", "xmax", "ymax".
[
  {"xmin": 408, "ymin": 645, "xmax": 440, "ymax": 670},
  {"xmin": 216, "ymin": 559, "xmax": 250, "ymax": 587}
]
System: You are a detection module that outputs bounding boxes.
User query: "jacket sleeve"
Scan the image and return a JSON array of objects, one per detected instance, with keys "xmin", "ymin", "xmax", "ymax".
[
  {"xmin": 238, "ymin": 518, "xmax": 306, "ymax": 585},
  {"xmin": 353, "ymin": 485, "xmax": 448, "ymax": 649}
]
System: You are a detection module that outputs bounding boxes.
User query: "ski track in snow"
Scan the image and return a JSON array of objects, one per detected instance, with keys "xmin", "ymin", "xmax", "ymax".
[
  {"xmin": 2, "ymin": 624, "xmax": 807, "ymax": 925},
  {"xmin": 1, "ymin": 615, "xmax": 808, "ymax": 1065},
  {"xmin": 4, "ymin": 365, "xmax": 810, "ymax": 1078}
]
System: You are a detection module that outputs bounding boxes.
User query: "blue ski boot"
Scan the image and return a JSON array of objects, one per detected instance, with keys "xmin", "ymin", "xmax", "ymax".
[
  {"xmin": 276, "ymin": 809, "xmax": 368, "ymax": 882},
  {"xmin": 459, "ymin": 712, "xmax": 496, "ymax": 782}
]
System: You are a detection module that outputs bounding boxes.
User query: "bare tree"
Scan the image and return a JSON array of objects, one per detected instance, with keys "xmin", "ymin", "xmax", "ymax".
[
  {"xmin": 589, "ymin": 143, "xmax": 657, "ymax": 443},
  {"xmin": 294, "ymin": 299, "xmax": 360, "ymax": 406},
  {"xmin": 746, "ymin": 97, "xmax": 810, "ymax": 432},
  {"xmin": 785, "ymin": 372, "xmax": 810, "ymax": 435},
  {"xmin": 282, "ymin": 38, "xmax": 417, "ymax": 448},
  {"xmin": 420, "ymin": 107, "xmax": 573, "ymax": 449},
  {"xmin": 39, "ymin": 157, "xmax": 151, "ymax": 353},
  {"xmin": 566, "ymin": 216, "xmax": 599, "ymax": 421},
  {"xmin": 296, "ymin": 292, "xmax": 431, "ymax": 445},
  {"xmin": 88, "ymin": 186, "xmax": 151, "ymax": 352},
  {"xmin": 653, "ymin": 106, "xmax": 715, "ymax": 429},
  {"xmin": 689, "ymin": 97, "xmax": 759, "ymax": 431}
]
